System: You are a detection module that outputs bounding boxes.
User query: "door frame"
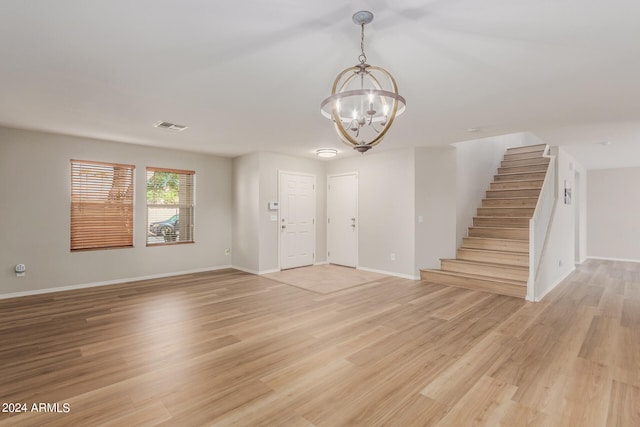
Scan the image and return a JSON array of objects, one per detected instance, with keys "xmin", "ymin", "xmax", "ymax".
[
  {"xmin": 327, "ymin": 172, "xmax": 359, "ymax": 268},
  {"xmin": 278, "ymin": 170, "xmax": 317, "ymax": 270}
]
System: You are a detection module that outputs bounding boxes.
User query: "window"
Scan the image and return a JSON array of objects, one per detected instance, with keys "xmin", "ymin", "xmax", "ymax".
[
  {"xmin": 71, "ymin": 160, "xmax": 135, "ymax": 251},
  {"xmin": 146, "ymin": 167, "xmax": 195, "ymax": 245}
]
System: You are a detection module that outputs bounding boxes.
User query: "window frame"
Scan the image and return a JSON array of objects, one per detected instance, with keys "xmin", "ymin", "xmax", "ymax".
[{"xmin": 145, "ymin": 166, "xmax": 195, "ymax": 247}]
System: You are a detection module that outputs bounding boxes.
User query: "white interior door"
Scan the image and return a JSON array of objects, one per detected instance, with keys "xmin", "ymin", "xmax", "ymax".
[
  {"xmin": 327, "ymin": 173, "xmax": 358, "ymax": 267},
  {"xmin": 279, "ymin": 172, "xmax": 316, "ymax": 270}
]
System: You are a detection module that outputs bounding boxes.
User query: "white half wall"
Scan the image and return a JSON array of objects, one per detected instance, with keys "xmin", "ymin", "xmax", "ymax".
[
  {"xmin": 0, "ymin": 126, "xmax": 233, "ymax": 296},
  {"xmin": 587, "ymin": 167, "xmax": 640, "ymax": 261},
  {"xmin": 533, "ymin": 147, "xmax": 587, "ymax": 300}
]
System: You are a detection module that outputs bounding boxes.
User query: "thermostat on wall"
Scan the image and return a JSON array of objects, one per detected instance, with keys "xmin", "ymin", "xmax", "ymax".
[{"xmin": 268, "ymin": 201, "xmax": 279, "ymax": 210}]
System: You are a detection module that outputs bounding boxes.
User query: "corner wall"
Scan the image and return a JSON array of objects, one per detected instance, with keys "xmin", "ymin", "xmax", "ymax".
[{"xmin": 0, "ymin": 126, "xmax": 233, "ymax": 297}]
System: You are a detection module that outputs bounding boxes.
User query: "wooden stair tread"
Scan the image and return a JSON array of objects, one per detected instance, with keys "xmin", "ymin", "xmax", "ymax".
[
  {"xmin": 496, "ymin": 171, "xmax": 545, "ymax": 176},
  {"xmin": 483, "ymin": 196, "xmax": 538, "ymax": 201},
  {"xmin": 500, "ymin": 161, "xmax": 548, "ymax": 166},
  {"xmin": 464, "ymin": 236, "xmax": 527, "ymax": 243},
  {"xmin": 477, "ymin": 206, "xmax": 534, "ymax": 210},
  {"xmin": 487, "ymin": 187, "xmax": 542, "ymax": 191},
  {"xmin": 462, "ymin": 237, "xmax": 530, "ymax": 252},
  {"xmin": 420, "ymin": 269, "xmax": 527, "ymax": 286},
  {"xmin": 458, "ymin": 247, "xmax": 529, "ymax": 256},
  {"xmin": 420, "ymin": 269, "xmax": 527, "ymax": 298},
  {"xmin": 470, "ymin": 226, "xmax": 530, "ymax": 231},
  {"xmin": 441, "ymin": 258, "xmax": 528, "ymax": 271},
  {"xmin": 475, "ymin": 216, "xmax": 531, "ymax": 219}
]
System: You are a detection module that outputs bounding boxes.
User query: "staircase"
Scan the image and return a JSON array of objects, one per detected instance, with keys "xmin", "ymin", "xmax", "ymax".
[{"xmin": 420, "ymin": 144, "xmax": 549, "ymax": 298}]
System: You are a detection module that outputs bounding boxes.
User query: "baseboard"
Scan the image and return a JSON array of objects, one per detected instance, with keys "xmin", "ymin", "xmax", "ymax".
[
  {"xmin": 0, "ymin": 265, "xmax": 234, "ymax": 300},
  {"xmin": 534, "ymin": 266, "xmax": 575, "ymax": 302},
  {"xmin": 231, "ymin": 265, "xmax": 260, "ymax": 275},
  {"xmin": 230, "ymin": 265, "xmax": 282, "ymax": 275},
  {"xmin": 587, "ymin": 256, "xmax": 640, "ymax": 264},
  {"xmin": 314, "ymin": 261, "xmax": 329, "ymax": 266},
  {"xmin": 357, "ymin": 266, "xmax": 420, "ymax": 280},
  {"xmin": 259, "ymin": 269, "xmax": 280, "ymax": 275}
]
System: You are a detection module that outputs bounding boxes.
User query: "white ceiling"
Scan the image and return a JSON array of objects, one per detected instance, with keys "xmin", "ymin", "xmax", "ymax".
[{"xmin": 1, "ymin": 0, "xmax": 639, "ymax": 169}]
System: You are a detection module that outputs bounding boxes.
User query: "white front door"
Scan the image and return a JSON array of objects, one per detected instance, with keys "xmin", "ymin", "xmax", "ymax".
[
  {"xmin": 279, "ymin": 172, "xmax": 316, "ymax": 270},
  {"xmin": 327, "ymin": 173, "xmax": 358, "ymax": 267}
]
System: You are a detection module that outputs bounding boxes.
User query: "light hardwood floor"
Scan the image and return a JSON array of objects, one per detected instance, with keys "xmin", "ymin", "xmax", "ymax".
[{"xmin": 0, "ymin": 259, "xmax": 638, "ymax": 426}]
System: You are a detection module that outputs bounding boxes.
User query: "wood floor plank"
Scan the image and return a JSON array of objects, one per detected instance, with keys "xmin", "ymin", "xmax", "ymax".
[{"xmin": 1, "ymin": 260, "xmax": 639, "ymax": 426}]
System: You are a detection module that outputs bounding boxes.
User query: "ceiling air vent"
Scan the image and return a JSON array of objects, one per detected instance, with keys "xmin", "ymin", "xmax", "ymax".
[{"xmin": 153, "ymin": 121, "xmax": 188, "ymax": 132}]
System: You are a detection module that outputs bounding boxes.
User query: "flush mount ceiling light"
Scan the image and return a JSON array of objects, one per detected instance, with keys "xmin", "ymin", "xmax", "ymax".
[
  {"xmin": 315, "ymin": 148, "xmax": 338, "ymax": 158},
  {"xmin": 321, "ymin": 11, "xmax": 406, "ymax": 153}
]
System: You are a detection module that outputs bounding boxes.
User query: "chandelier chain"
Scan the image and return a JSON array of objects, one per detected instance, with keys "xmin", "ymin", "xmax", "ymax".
[{"xmin": 358, "ymin": 23, "xmax": 367, "ymax": 64}]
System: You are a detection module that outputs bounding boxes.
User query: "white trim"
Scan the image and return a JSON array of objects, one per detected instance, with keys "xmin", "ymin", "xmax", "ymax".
[
  {"xmin": 357, "ymin": 266, "xmax": 420, "ymax": 280},
  {"xmin": 314, "ymin": 261, "xmax": 329, "ymax": 266},
  {"xmin": 232, "ymin": 265, "xmax": 282, "ymax": 275},
  {"xmin": 231, "ymin": 265, "xmax": 260, "ymax": 275},
  {"xmin": 0, "ymin": 265, "xmax": 233, "ymax": 300},
  {"xmin": 587, "ymin": 256, "xmax": 640, "ymax": 263},
  {"xmin": 534, "ymin": 266, "xmax": 575, "ymax": 302},
  {"xmin": 258, "ymin": 268, "xmax": 280, "ymax": 275}
]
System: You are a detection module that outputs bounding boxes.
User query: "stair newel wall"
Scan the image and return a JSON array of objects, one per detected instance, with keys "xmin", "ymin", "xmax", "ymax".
[{"xmin": 527, "ymin": 147, "xmax": 556, "ymax": 301}]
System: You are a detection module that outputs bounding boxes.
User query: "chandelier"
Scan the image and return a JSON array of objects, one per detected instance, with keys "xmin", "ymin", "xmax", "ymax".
[{"xmin": 321, "ymin": 11, "xmax": 406, "ymax": 153}]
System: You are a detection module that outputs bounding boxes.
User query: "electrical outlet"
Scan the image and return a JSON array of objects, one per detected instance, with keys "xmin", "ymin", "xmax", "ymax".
[
  {"xmin": 390, "ymin": 253, "xmax": 396, "ymax": 261},
  {"xmin": 225, "ymin": 248, "xmax": 231, "ymax": 256}
]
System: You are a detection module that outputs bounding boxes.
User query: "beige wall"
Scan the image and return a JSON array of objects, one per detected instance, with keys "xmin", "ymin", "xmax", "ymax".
[
  {"xmin": 326, "ymin": 148, "xmax": 418, "ymax": 278},
  {"xmin": 0, "ymin": 126, "xmax": 233, "ymax": 297},
  {"xmin": 232, "ymin": 153, "xmax": 260, "ymax": 272},
  {"xmin": 587, "ymin": 167, "xmax": 640, "ymax": 261},
  {"xmin": 231, "ymin": 152, "xmax": 327, "ymax": 274},
  {"xmin": 257, "ymin": 152, "xmax": 326, "ymax": 273},
  {"xmin": 414, "ymin": 147, "xmax": 457, "ymax": 270}
]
